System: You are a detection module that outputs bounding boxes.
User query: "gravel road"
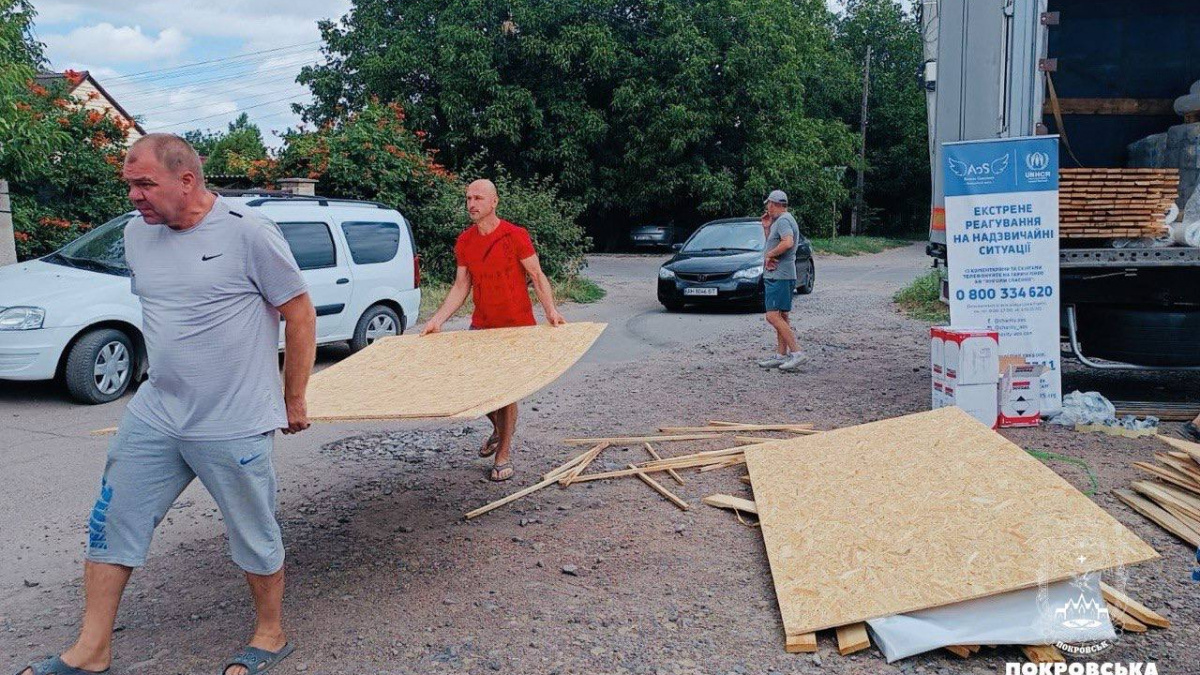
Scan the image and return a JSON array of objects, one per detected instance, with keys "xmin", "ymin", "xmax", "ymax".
[{"xmin": 2, "ymin": 245, "xmax": 1196, "ymax": 674}]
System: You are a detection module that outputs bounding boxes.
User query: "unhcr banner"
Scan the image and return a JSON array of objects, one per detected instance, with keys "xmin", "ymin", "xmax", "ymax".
[{"xmin": 943, "ymin": 136, "xmax": 1061, "ymax": 414}]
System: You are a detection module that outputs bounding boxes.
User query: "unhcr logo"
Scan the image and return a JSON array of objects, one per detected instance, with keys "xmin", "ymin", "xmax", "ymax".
[{"xmin": 1024, "ymin": 150, "xmax": 1053, "ymax": 183}]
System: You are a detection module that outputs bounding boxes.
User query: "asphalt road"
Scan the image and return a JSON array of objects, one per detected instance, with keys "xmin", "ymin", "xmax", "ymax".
[{"xmin": 0, "ymin": 246, "xmax": 931, "ymax": 592}]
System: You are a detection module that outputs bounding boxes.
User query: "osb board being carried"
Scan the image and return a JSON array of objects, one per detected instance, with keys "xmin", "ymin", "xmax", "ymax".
[
  {"xmin": 305, "ymin": 323, "xmax": 606, "ymax": 421},
  {"xmin": 744, "ymin": 406, "xmax": 1158, "ymax": 637}
]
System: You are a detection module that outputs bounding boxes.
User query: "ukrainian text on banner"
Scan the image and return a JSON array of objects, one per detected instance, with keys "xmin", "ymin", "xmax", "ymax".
[{"xmin": 944, "ymin": 136, "xmax": 1061, "ymax": 413}]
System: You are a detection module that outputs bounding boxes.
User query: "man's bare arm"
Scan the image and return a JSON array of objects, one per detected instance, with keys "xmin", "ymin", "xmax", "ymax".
[
  {"xmin": 766, "ymin": 235, "xmax": 795, "ymax": 260},
  {"xmin": 520, "ymin": 254, "xmax": 566, "ymax": 326},
  {"xmin": 422, "ymin": 266, "xmax": 473, "ymax": 334},
  {"xmin": 278, "ymin": 292, "xmax": 316, "ymax": 434}
]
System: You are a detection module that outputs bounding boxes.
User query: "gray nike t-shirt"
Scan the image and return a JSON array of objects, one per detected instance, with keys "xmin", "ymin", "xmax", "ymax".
[
  {"xmin": 123, "ymin": 196, "xmax": 307, "ymax": 441},
  {"xmin": 764, "ymin": 211, "xmax": 800, "ymax": 280}
]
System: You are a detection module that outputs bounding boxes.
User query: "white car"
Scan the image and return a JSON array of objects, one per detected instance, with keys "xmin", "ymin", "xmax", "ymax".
[{"xmin": 0, "ymin": 194, "xmax": 421, "ymax": 403}]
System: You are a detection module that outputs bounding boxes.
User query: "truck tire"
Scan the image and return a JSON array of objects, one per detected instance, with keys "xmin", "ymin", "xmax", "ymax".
[
  {"xmin": 349, "ymin": 304, "xmax": 402, "ymax": 353},
  {"xmin": 64, "ymin": 328, "xmax": 136, "ymax": 404},
  {"xmin": 1076, "ymin": 306, "xmax": 1200, "ymax": 367}
]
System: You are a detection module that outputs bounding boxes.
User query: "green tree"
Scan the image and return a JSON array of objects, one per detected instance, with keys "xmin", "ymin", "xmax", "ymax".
[
  {"xmin": 299, "ymin": 0, "xmax": 857, "ymax": 241},
  {"xmin": 182, "ymin": 113, "xmax": 268, "ymax": 176},
  {"xmin": 0, "ymin": 77, "xmax": 132, "ymax": 259},
  {"xmin": 0, "ymin": 0, "xmax": 63, "ymax": 169},
  {"xmin": 837, "ymin": 0, "xmax": 928, "ymax": 235},
  {"xmin": 271, "ymin": 100, "xmax": 588, "ymax": 283}
]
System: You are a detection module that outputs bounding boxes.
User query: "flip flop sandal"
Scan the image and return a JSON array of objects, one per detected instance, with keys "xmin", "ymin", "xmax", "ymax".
[
  {"xmin": 221, "ymin": 643, "xmax": 295, "ymax": 675},
  {"xmin": 488, "ymin": 462, "xmax": 514, "ymax": 482},
  {"xmin": 13, "ymin": 656, "xmax": 108, "ymax": 675},
  {"xmin": 479, "ymin": 433, "xmax": 501, "ymax": 458}
]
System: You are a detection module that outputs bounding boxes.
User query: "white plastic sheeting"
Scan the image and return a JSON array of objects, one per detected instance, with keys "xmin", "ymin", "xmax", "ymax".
[{"xmin": 866, "ymin": 576, "xmax": 1116, "ymax": 662}]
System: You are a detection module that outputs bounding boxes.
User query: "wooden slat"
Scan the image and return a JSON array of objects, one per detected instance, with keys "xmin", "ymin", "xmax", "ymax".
[
  {"xmin": 1157, "ymin": 435, "xmax": 1200, "ymax": 464},
  {"xmin": 628, "ymin": 464, "xmax": 689, "ymax": 511},
  {"xmin": 1021, "ymin": 645, "xmax": 1065, "ymax": 663},
  {"xmin": 1045, "ymin": 98, "xmax": 1175, "ymax": 115},
  {"xmin": 944, "ymin": 645, "xmax": 973, "ymax": 658},
  {"xmin": 1106, "ymin": 603, "xmax": 1148, "ymax": 633},
  {"xmin": 1115, "ymin": 489, "xmax": 1200, "ymax": 547},
  {"xmin": 465, "ymin": 474, "xmax": 562, "ymax": 520},
  {"xmin": 784, "ymin": 633, "xmax": 817, "ymax": 653},
  {"xmin": 835, "ymin": 623, "xmax": 871, "ymax": 656},
  {"xmin": 1132, "ymin": 480, "xmax": 1200, "ymax": 521},
  {"xmin": 562, "ymin": 433, "xmax": 721, "ymax": 446},
  {"xmin": 702, "ymin": 494, "xmax": 759, "ymax": 515},
  {"xmin": 660, "ymin": 423, "xmax": 815, "ymax": 433},
  {"xmin": 1132, "ymin": 461, "xmax": 1200, "ymax": 494},
  {"xmin": 1100, "ymin": 582, "xmax": 1170, "ymax": 628},
  {"xmin": 644, "ymin": 443, "xmax": 684, "ymax": 486},
  {"xmin": 559, "ymin": 442, "xmax": 609, "ymax": 487}
]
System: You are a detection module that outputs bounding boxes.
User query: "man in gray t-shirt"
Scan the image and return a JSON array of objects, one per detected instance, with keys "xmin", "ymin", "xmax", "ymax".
[
  {"xmin": 757, "ymin": 190, "xmax": 807, "ymax": 372},
  {"xmin": 14, "ymin": 135, "xmax": 315, "ymax": 675}
]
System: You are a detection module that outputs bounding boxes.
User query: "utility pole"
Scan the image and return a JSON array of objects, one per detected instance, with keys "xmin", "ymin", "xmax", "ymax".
[
  {"xmin": 850, "ymin": 45, "xmax": 871, "ymax": 237},
  {"xmin": 0, "ymin": 179, "xmax": 15, "ymax": 267}
]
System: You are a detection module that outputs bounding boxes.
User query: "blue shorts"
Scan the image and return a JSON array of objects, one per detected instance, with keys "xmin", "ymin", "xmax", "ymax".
[
  {"xmin": 87, "ymin": 412, "xmax": 283, "ymax": 575},
  {"xmin": 764, "ymin": 279, "xmax": 794, "ymax": 312}
]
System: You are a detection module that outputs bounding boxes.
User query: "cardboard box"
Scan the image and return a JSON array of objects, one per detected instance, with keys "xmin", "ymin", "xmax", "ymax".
[
  {"xmin": 942, "ymin": 328, "xmax": 1000, "ymax": 386},
  {"xmin": 930, "ymin": 327, "xmax": 946, "ymax": 409},
  {"xmin": 945, "ymin": 382, "xmax": 999, "ymax": 429},
  {"xmin": 999, "ymin": 364, "xmax": 1047, "ymax": 427}
]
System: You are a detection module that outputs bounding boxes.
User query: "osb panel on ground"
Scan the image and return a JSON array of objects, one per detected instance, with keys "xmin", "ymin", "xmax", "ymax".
[
  {"xmin": 306, "ymin": 323, "xmax": 606, "ymax": 421},
  {"xmin": 744, "ymin": 407, "xmax": 1158, "ymax": 637}
]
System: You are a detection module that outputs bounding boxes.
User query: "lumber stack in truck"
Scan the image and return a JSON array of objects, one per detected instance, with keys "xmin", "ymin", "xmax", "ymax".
[{"xmin": 1058, "ymin": 168, "xmax": 1178, "ymax": 239}]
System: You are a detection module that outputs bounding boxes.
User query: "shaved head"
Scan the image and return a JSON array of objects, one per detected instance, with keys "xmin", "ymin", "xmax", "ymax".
[
  {"xmin": 465, "ymin": 178, "xmax": 500, "ymax": 225},
  {"xmin": 123, "ymin": 133, "xmax": 214, "ymax": 229},
  {"xmin": 128, "ymin": 133, "xmax": 205, "ymax": 181}
]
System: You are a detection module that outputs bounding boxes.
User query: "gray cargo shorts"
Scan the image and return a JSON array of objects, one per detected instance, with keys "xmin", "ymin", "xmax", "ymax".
[{"xmin": 86, "ymin": 412, "xmax": 284, "ymax": 575}]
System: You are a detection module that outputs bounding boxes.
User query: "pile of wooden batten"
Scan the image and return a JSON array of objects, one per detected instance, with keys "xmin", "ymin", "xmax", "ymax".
[
  {"xmin": 1059, "ymin": 168, "xmax": 1179, "ymax": 238},
  {"xmin": 463, "ymin": 416, "xmax": 1176, "ymax": 665},
  {"xmin": 1119, "ymin": 434, "xmax": 1200, "ymax": 548},
  {"xmin": 464, "ymin": 421, "xmax": 815, "ymax": 519}
]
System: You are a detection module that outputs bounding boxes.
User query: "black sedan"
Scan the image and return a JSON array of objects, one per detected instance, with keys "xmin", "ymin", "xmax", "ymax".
[{"xmin": 657, "ymin": 217, "xmax": 815, "ymax": 311}]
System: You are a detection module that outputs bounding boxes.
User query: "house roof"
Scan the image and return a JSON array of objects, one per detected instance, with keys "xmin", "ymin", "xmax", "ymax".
[{"xmin": 35, "ymin": 70, "xmax": 147, "ymax": 136}]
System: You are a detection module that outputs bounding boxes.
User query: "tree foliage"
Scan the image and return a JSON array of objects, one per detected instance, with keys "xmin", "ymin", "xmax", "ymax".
[
  {"xmin": 0, "ymin": 76, "xmax": 132, "ymax": 259},
  {"xmin": 269, "ymin": 101, "xmax": 588, "ymax": 283},
  {"xmin": 182, "ymin": 112, "xmax": 269, "ymax": 176},
  {"xmin": 836, "ymin": 0, "xmax": 929, "ymax": 235},
  {"xmin": 299, "ymin": 0, "xmax": 860, "ymax": 241}
]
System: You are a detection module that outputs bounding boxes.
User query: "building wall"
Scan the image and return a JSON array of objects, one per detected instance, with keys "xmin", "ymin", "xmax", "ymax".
[{"xmin": 72, "ymin": 80, "xmax": 143, "ymax": 145}]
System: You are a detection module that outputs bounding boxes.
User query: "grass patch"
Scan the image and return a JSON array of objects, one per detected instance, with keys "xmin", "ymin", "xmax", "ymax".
[
  {"xmin": 809, "ymin": 236, "xmax": 913, "ymax": 256},
  {"xmin": 419, "ymin": 276, "xmax": 606, "ymax": 321},
  {"xmin": 894, "ymin": 268, "xmax": 949, "ymax": 323}
]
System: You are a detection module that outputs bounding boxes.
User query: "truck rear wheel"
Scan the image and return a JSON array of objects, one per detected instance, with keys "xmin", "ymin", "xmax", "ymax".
[{"xmin": 1075, "ymin": 306, "xmax": 1200, "ymax": 367}]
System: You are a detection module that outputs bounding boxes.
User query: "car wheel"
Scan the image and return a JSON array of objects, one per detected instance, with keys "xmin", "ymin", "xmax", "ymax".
[
  {"xmin": 64, "ymin": 328, "xmax": 135, "ymax": 404},
  {"xmin": 349, "ymin": 304, "xmax": 402, "ymax": 353},
  {"xmin": 796, "ymin": 259, "xmax": 815, "ymax": 295},
  {"xmin": 661, "ymin": 299, "xmax": 684, "ymax": 312}
]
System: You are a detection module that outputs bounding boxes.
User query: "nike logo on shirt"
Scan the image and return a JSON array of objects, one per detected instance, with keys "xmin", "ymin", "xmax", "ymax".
[{"xmin": 201, "ymin": 253, "xmax": 223, "ymax": 261}]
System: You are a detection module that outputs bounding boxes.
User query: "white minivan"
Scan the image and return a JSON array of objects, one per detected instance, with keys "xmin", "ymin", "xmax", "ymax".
[{"xmin": 0, "ymin": 194, "xmax": 421, "ymax": 403}]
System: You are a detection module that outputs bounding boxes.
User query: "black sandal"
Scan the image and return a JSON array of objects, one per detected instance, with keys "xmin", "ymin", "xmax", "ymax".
[
  {"xmin": 479, "ymin": 433, "xmax": 501, "ymax": 458},
  {"xmin": 488, "ymin": 462, "xmax": 514, "ymax": 482}
]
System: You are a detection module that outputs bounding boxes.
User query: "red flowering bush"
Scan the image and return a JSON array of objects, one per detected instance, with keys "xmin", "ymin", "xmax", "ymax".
[{"xmin": 0, "ymin": 77, "xmax": 131, "ymax": 259}]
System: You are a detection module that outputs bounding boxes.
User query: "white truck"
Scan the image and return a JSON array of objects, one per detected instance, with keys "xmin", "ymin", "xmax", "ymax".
[{"xmin": 923, "ymin": 0, "xmax": 1200, "ymax": 369}]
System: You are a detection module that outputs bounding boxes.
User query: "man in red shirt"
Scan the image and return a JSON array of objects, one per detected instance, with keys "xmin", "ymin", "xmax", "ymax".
[{"xmin": 422, "ymin": 179, "xmax": 567, "ymax": 481}]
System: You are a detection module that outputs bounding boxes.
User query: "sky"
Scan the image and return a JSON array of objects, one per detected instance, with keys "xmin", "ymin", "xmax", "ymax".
[
  {"xmin": 30, "ymin": 0, "xmax": 352, "ymax": 147},
  {"xmin": 30, "ymin": 1, "xmax": 848, "ymax": 149}
]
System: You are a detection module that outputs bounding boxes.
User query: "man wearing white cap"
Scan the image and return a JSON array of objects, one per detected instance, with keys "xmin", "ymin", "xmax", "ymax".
[{"xmin": 757, "ymin": 190, "xmax": 806, "ymax": 371}]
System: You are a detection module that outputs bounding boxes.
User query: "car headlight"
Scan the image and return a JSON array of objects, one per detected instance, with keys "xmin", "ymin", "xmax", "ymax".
[
  {"xmin": 0, "ymin": 306, "xmax": 46, "ymax": 330},
  {"xmin": 658, "ymin": 267, "xmax": 676, "ymax": 280},
  {"xmin": 733, "ymin": 265, "xmax": 764, "ymax": 280}
]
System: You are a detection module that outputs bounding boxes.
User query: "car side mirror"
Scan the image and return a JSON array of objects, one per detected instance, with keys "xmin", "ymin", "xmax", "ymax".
[{"xmin": 671, "ymin": 243, "xmax": 683, "ymax": 251}]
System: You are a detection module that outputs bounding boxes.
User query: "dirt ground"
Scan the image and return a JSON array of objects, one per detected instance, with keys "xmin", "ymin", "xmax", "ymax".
[{"xmin": 3, "ymin": 247, "xmax": 1198, "ymax": 674}]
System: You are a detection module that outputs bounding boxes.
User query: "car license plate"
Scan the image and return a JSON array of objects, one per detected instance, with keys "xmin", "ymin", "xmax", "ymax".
[{"xmin": 684, "ymin": 287, "xmax": 718, "ymax": 296}]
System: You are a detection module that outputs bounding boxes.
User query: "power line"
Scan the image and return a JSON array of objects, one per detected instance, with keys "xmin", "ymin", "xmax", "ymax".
[
  {"xmin": 154, "ymin": 93, "xmax": 312, "ymax": 129},
  {"xmin": 105, "ymin": 56, "xmax": 319, "ymax": 96},
  {"xmin": 136, "ymin": 81, "xmax": 312, "ymax": 116},
  {"xmin": 104, "ymin": 41, "xmax": 321, "ymax": 82}
]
